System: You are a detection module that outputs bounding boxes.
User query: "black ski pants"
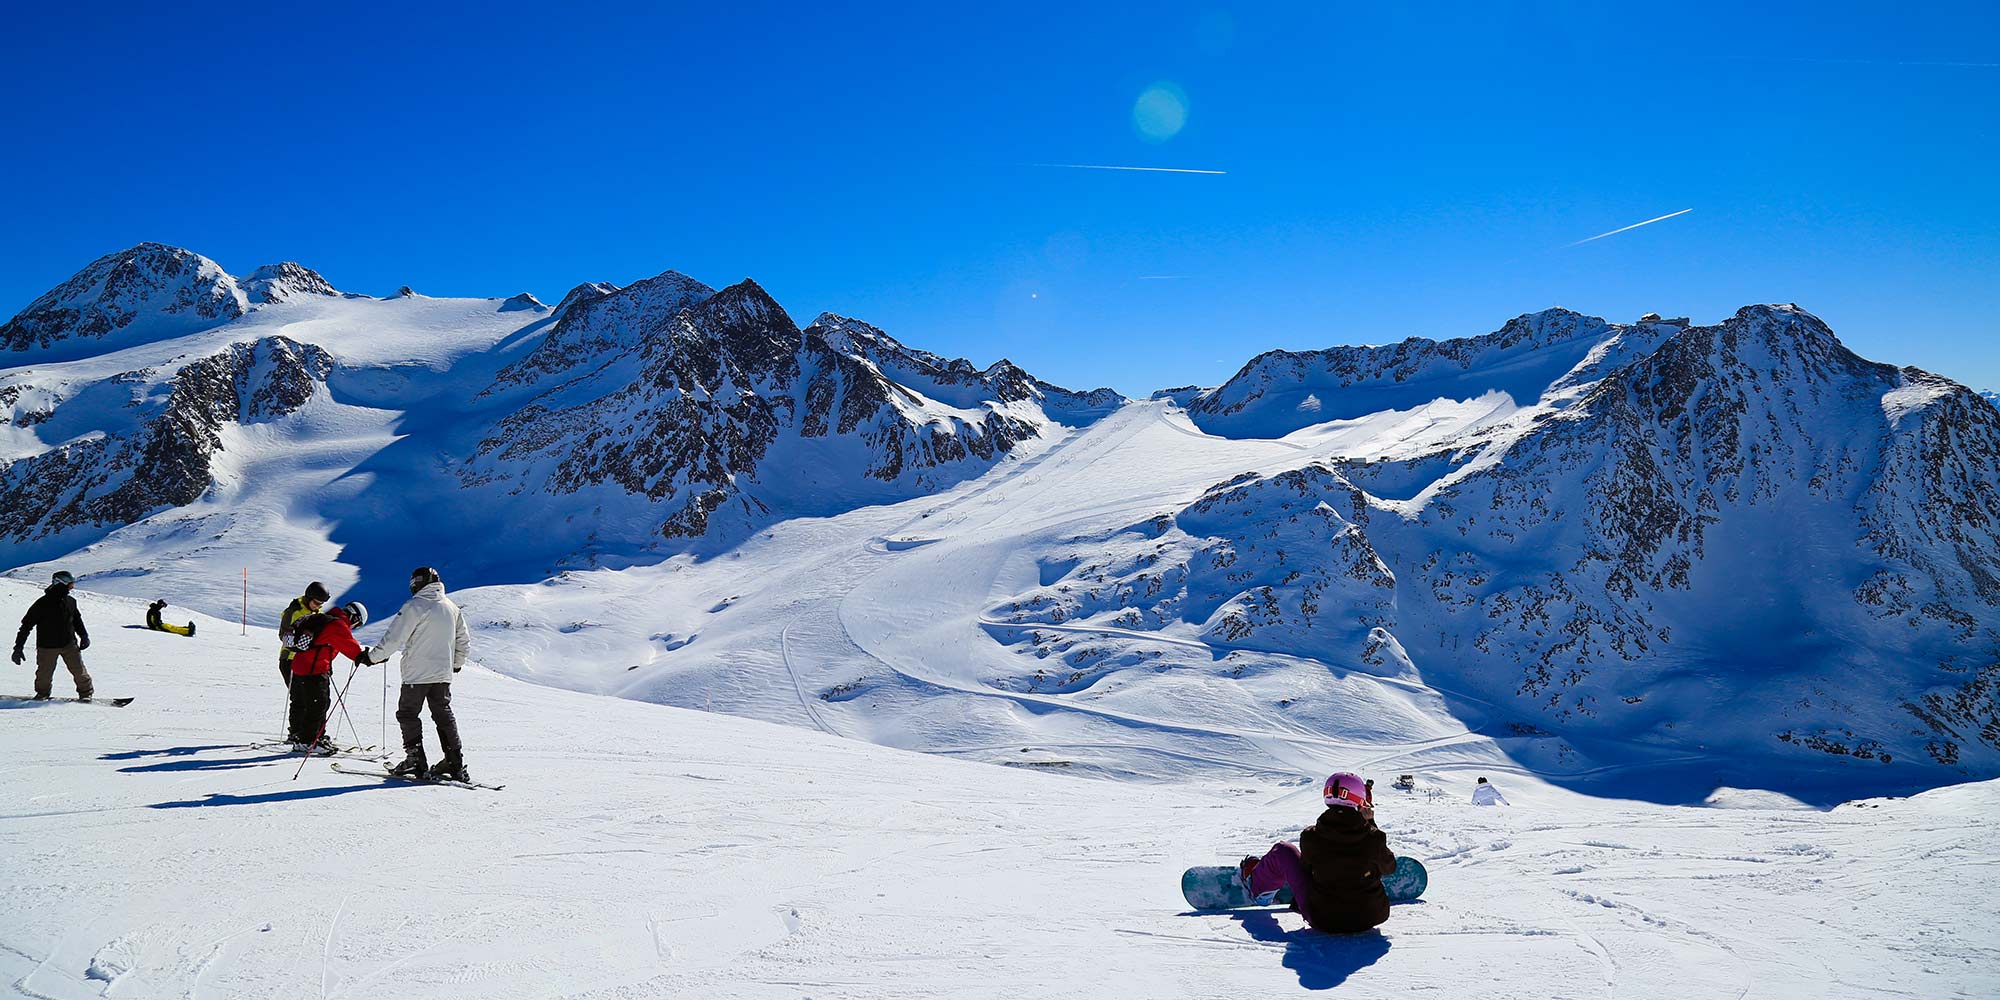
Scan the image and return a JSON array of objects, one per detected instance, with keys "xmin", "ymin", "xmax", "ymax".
[
  {"xmin": 396, "ymin": 683, "xmax": 462, "ymax": 761},
  {"xmin": 288, "ymin": 673, "xmax": 330, "ymax": 743}
]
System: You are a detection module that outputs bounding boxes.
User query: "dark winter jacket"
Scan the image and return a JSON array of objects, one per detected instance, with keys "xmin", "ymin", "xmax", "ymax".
[
  {"xmin": 15, "ymin": 585, "xmax": 87, "ymax": 651},
  {"xmin": 146, "ymin": 602, "xmax": 165, "ymax": 629},
  {"xmin": 288, "ymin": 613, "xmax": 363, "ymax": 677},
  {"xmin": 277, "ymin": 596, "xmax": 315, "ymax": 663},
  {"xmin": 1298, "ymin": 806, "xmax": 1397, "ymax": 933}
]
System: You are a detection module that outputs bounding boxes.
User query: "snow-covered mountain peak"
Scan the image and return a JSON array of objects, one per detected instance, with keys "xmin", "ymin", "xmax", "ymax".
[
  {"xmin": 553, "ymin": 280, "xmax": 620, "ymax": 317},
  {"xmin": 1, "ymin": 243, "xmax": 248, "ymax": 357},
  {"xmin": 1188, "ymin": 307, "xmax": 1623, "ymax": 436},
  {"xmin": 1716, "ymin": 303, "xmax": 1888, "ymax": 376},
  {"xmin": 499, "ymin": 292, "xmax": 547, "ymax": 312},
  {"xmin": 809, "ymin": 312, "xmax": 894, "ymax": 356},
  {"xmin": 490, "ymin": 270, "xmax": 718, "ymax": 391},
  {"xmin": 1487, "ymin": 306, "xmax": 1602, "ymax": 347},
  {"xmin": 688, "ymin": 278, "xmax": 792, "ymax": 343},
  {"xmin": 240, "ymin": 262, "xmax": 340, "ymax": 303}
]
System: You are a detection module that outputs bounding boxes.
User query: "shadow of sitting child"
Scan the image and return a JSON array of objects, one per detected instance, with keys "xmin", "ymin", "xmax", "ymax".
[{"xmin": 1231, "ymin": 910, "xmax": 1392, "ymax": 991}]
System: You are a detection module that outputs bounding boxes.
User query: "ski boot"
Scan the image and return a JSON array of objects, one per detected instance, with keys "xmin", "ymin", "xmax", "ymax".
[
  {"xmin": 388, "ymin": 752, "xmax": 428, "ymax": 778},
  {"xmin": 428, "ymin": 755, "xmax": 468, "ymax": 783},
  {"xmin": 308, "ymin": 736, "xmax": 338, "ymax": 757},
  {"xmin": 1237, "ymin": 856, "xmax": 1260, "ymax": 893}
]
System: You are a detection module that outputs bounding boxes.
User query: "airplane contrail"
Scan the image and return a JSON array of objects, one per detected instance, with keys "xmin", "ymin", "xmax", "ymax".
[
  {"xmin": 1033, "ymin": 163, "xmax": 1226, "ymax": 175},
  {"xmin": 1566, "ymin": 208, "xmax": 1693, "ymax": 247}
]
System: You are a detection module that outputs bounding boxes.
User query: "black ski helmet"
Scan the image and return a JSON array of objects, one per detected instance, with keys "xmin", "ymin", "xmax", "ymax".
[
  {"xmin": 50, "ymin": 570, "xmax": 75, "ymax": 587},
  {"xmin": 409, "ymin": 566, "xmax": 440, "ymax": 594},
  {"xmin": 150, "ymin": 599, "xmax": 166, "ymax": 609},
  {"xmin": 304, "ymin": 581, "xmax": 330, "ymax": 604},
  {"xmin": 343, "ymin": 601, "xmax": 368, "ymax": 629}
]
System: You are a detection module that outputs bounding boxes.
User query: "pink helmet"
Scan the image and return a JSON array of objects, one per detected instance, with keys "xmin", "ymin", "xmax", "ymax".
[{"xmin": 1323, "ymin": 772, "xmax": 1370, "ymax": 810}]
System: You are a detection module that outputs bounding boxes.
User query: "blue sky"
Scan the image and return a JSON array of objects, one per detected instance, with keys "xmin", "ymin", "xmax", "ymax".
[{"xmin": 2, "ymin": 2, "xmax": 1995, "ymax": 394}]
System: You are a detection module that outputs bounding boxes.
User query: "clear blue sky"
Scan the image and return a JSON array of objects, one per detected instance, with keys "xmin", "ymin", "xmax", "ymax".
[{"xmin": 2, "ymin": 2, "xmax": 1995, "ymax": 394}]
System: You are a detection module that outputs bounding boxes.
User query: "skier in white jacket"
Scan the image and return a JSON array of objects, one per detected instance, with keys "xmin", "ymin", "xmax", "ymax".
[
  {"xmin": 369, "ymin": 567, "xmax": 473, "ymax": 781},
  {"xmin": 1470, "ymin": 776, "xmax": 1509, "ymax": 806}
]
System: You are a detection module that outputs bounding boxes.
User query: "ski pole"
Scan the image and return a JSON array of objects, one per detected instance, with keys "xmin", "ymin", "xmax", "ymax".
[
  {"xmin": 336, "ymin": 690, "xmax": 363, "ymax": 749},
  {"xmin": 293, "ymin": 660, "xmax": 365, "ymax": 780}
]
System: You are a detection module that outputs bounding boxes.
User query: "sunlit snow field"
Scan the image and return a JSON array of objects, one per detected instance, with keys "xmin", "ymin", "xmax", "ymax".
[{"xmin": 0, "ymin": 585, "xmax": 1993, "ymax": 999}]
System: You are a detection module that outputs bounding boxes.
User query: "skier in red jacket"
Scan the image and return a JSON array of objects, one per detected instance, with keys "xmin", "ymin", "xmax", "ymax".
[{"xmin": 286, "ymin": 602, "xmax": 369, "ymax": 752}]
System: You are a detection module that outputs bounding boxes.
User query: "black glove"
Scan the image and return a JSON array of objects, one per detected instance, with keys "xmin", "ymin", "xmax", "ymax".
[
  {"xmin": 78, "ymin": 637, "xmax": 89, "ymax": 651},
  {"xmin": 9, "ymin": 648, "xmax": 22, "ymax": 666},
  {"xmin": 453, "ymin": 665, "xmax": 461, "ymax": 673}
]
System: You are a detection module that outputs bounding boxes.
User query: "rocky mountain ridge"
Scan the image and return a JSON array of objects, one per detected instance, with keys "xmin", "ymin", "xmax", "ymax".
[
  {"xmin": 464, "ymin": 279, "xmax": 1069, "ymax": 542},
  {"xmin": 0, "ymin": 244, "xmax": 1115, "ymax": 577},
  {"xmin": 992, "ymin": 305, "xmax": 2000, "ymax": 776}
]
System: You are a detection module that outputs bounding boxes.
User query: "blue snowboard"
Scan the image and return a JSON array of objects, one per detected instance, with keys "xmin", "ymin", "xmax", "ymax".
[{"xmin": 1181, "ymin": 856, "xmax": 1427, "ymax": 910}]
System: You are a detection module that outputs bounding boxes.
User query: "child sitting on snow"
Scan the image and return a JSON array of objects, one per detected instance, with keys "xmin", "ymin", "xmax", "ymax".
[{"xmin": 1238, "ymin": 771, "xmax": 1398, "ymax": 933}]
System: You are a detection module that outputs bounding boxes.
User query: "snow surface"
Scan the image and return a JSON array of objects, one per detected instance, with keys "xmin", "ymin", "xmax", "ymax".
[{"xmin": 1, "ymin": 581, "xmax": 1994, "ymax": 998}]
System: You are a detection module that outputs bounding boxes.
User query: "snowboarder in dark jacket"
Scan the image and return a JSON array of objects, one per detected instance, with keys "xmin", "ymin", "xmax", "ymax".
[
  {"xmin": 1237, "ymin": 771, "xmax": 1398, "ymax": 933},
  {"xmin": 12, "ymin": 570, "xmax": 94, "ymax": 701},
  {"xmin": 145, "ymin": 600, "xmax": 195, "ymax": 637}
]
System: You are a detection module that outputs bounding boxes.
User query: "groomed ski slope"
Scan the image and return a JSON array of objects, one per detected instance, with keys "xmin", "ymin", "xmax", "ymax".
[
  {"xmin": 464, "ymin": 398, "xmax": 1529, "ymax": 785},
  {"xmin": 0, "ymin": 584, "xmax": 1993, "ymax": 999}
]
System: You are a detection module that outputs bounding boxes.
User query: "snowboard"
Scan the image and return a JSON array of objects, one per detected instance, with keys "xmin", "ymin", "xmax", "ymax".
[
  {"xmin": 0, "ymin": 695, "xmax": 134, "ymax": 707},
  {"xmin": 330, "ymin": 761, "xmax": 504, "ymax": 791},
  {"xmin": 1182, "ymin": 856, "xmax": 1428, "ymax": 910}
]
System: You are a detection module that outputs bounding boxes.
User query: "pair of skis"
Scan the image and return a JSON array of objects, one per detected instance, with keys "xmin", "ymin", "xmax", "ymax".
[
  {"xmin": 250, "ymin": 740, "xmax": 386, "ymax": 760},
  {"xmin": 330, "ymin": 761, "xmax": 504, "ymax": 792}
]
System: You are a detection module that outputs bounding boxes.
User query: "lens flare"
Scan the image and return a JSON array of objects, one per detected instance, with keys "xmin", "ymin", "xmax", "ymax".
[{"xmin": 1133, "ymin": 82, "xmax": 1188, "ymax": 142}]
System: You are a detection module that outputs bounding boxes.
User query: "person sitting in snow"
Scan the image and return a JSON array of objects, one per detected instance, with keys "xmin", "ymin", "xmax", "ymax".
[
  {"xmin": 144, "ymin": 599, "xmax": 195, "ymax": 637},
  {"xmin": 1237, "ymin": 771, "xmax": 1398, "ymax": 934},
  {"xmin": 286, "ymin": 601, "xmax": 369, "ymax": 753}
]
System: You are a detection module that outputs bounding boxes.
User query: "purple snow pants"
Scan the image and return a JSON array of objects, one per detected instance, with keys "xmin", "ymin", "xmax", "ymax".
[{"xmin": 1247, "ymin": 841, "xmax": 1315, "ymax": 925}]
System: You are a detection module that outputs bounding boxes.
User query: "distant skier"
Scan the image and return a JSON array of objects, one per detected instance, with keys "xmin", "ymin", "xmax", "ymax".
[
  {"xmin": 368, "ymin": 567, "xmax": 472, "ymax": 782},
  {"xmin": 277, "ymin": 582, "xmax": 330, "ymax": 686},
  {"xmin": 144, "ymin": 600, "xmax": 195, "ymax": 637},
  {"xmin": 11, "ymin": 570, "xmax": 94, "ymax": 701},
  {"xmin": 286, "ymin": 601, "xmax": 369, "ymax": 752},
  {"xmin": 1471, "ymin": 776, "xmax": 1509, "ymax": 806},
  {"xmin": 1236, "ymin": 772, "xmax": 1398, "ymax": 934}
]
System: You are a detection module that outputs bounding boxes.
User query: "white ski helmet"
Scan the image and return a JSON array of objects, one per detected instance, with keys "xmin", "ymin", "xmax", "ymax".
[{"xmin": 343, "ymin": 601, "xmax": 368, "ymax": 629}]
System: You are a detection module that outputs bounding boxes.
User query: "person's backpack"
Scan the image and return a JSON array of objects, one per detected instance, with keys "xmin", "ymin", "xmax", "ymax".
[{"xmin": 286, "ymin": 612, "xmax": 335, "ymax": 653}]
